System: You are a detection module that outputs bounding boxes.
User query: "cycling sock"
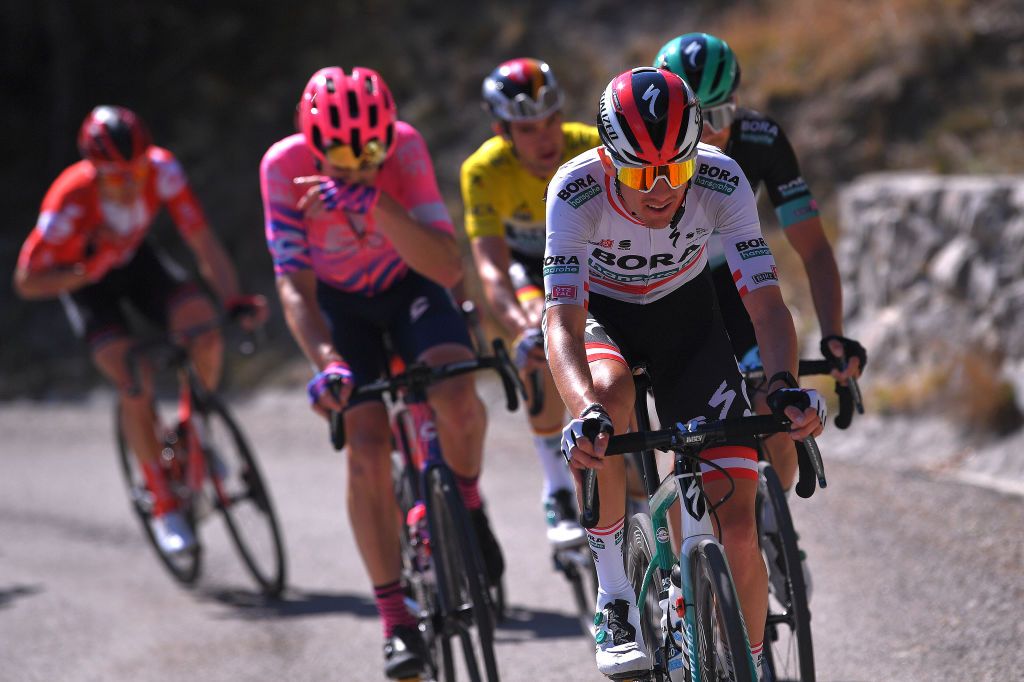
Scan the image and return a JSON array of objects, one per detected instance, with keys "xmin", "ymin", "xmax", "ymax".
[
  {"xmin": 454, "ymin": 473, "xmax": 482, "ymax": 511},
  {"xmin": 751, "ymin": 640, "xmax": 766, "ymax": 682},
  {"xmin": 141, "ymin": 459, "xmax": 176, "ymax": 516},
  {"xmin": 374, "ymin": 580, "xmax": 416, "ymax": 636},
  {"xmin": 587, "ymin": 516, "xmax": 632, "ymax": 603},
  {"xmin": 533, "ymin": 429, "xmax": 575, "ymax": 498}
]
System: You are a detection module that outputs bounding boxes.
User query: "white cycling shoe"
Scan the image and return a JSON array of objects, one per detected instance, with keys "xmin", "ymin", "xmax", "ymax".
[
  {"xmin": 594, "ymin": 597, "xmax": 650, "ymax": 679},
  {"xmin": 150, "ymin": 510, "xmax": 196, "ymax": 555},
  {"xmin": 545, "ymin": 489, "xmax": 587, "ymax": 549}
]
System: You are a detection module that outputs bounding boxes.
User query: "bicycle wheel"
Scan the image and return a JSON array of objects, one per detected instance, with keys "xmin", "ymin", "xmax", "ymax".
[
  {"xmin": 758, "ymin": 462, "xmax": 815, "ymax": 681},
  {"xmin": 426, "ymin": 466, "xmax": 499, "ymax": 682},
  {"xmin": 692, "ymin": 540, "xmax": 754, "ymax": 682},
  {"xmin": 625, "ymin": 513, "xmax": 665, "ymax": 681},
  {"xmin": 200, "ymin": 394, "xmax": 287, "ymax": 597},
  {"xmin": 115, "ymin": 406, "xmax": 202, "ymax": 584},
  {"xmin": 558, "ymin": 542, "xmax": 599, "ymax": 642}
]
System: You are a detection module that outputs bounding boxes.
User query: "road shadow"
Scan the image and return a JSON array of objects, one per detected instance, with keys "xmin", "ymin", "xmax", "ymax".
[
  {"xmin": 494, "ymin": 604, "xmax": 587, "ymax": 642},
  {"xmin": 0, "ymin": 584, "xmax": 44, "ymax": 610},
  {"xmin": 198, "ymin": 586, "xmax": 378, "ymax": 621}
]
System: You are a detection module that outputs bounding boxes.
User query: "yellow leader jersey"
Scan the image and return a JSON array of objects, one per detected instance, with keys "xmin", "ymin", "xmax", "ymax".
[{"xmin": 460, "ymin": 122, "xmax": 600, "ymax": 259}]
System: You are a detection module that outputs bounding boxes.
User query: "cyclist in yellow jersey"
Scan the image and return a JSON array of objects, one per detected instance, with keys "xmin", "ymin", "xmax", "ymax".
[{"xmin": 461, "ymin": 58, "xmax": 600, "ymax": 548}]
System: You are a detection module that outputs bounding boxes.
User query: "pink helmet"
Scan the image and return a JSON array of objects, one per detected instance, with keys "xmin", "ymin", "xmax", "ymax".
[{"xmin": 298, "ymin": 66, "xmax": 397, "ymax": 168}]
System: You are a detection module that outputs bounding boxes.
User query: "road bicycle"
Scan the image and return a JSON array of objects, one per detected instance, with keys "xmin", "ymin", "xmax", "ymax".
[
  {"xmin": 580, "ymin": 363, "xmax": 827, "ymax": 682},
  {"xmin": 329, "ymin": 338, "xmax": 523, "ymax": 682},
  {"xmin": 460, "ymin": 301, "xmax": 597, "ymax": 641},
  {"xmin": 739, "ymin": 358, "xmax": 863, "ymax": 682},
  {"xmin": 116, "ymin": 317, "xmax": 286, "ymax": 596}
]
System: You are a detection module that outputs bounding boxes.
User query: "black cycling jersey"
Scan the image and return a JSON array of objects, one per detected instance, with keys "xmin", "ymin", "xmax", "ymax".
[
  {"xmin": 62, "ymin": 241, "xmax": 202, "ymax": 348},
  {"xmin": 712, "ymin": 107, "xmax": 821, "ymax": 358}
]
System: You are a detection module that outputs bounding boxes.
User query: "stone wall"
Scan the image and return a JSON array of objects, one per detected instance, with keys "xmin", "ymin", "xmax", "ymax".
[{"xmin": 837, "ymin": 173, "xmax": 1024, "ymax": 417}]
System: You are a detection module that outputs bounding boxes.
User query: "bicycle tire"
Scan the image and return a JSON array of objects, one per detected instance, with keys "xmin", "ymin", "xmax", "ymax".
[
  {"xmin": 201, "ymin": 394, "xmax": 287, "ymax": 597},
  {"xmin": 625, "ymin": 513, "xmax": 665, "ymax": 681},
  {"xmin": 426, "ymin": 466, "xmax": 500, "ymax": 682},
  {"xmin": 115, "ymin": 405, "xmax": 202, "ymax": 585},
  {"xmin": 692, "ymin": 539, "xmax": 755, "ymax": 682},
  {"xmin": 560, "ymin": 545, "xmax": 599, "ymax": 642},
  {"xmin": 758, "ymin": 462, "xmax": 815, "ymax": 681}
]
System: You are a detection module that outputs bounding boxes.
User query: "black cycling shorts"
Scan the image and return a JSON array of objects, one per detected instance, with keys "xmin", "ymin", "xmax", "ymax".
[
  {"xmin": 711, "ymin": 262, "xmax": 758, "ymax": 360},
  {"xmin": 62, "ymin": 241, "xmax": 203, "ymax": 349},
  {"xmin": 583, "ymin": 267, "xmax": 758, "ymax": 480},
  {"xmin": 316, "ymin": 270, "xmax": 473, "ymax": 408}
]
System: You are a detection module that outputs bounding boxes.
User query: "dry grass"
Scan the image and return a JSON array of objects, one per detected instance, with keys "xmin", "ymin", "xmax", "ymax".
[
  {"xmin": 868, "ymin": 351, "xmax": 1022, "ymax": 435},
  {"xmin": 711, "ymin": 0, "xmax": 972, "ymax": 106}
]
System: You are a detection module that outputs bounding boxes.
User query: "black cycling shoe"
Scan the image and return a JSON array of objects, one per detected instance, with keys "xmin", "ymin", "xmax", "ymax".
[
  {"xmin": 470, "ymin": 507, "xmax": 505, "ymax": 587},
  {"xmin": 383, "ymin": 625, "xmax": 427, "ymax": 679}
]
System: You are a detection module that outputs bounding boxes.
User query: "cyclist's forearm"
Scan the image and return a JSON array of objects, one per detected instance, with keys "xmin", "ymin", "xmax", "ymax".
[
  {"xmin": 194, "ymin": 234, "xmax": 242, "ymax": 304},
  {"xmin": 480, "ymin": 269, "xmax": 532, "ymax": 335},
  {"xmin": 802, "ymin": 246, "xmax": 844, "ymax": 339},
  {"xmin": 375, "ymin": 197, "xmax": 463, "ymax": 288},
  {"xmin": 276, "ymin": 276, "xmax": 341, "ymax": 370},
  {"xmin": 544, "ymin": 308, "xmax": 597, "ymax": 416},
  {"xmin": 13, "ymin": 266, "xmax": 89, "ymax": 299},
  {"xmin": 748, "ymin": 294, "xmax": 799, "ymax": 389}
]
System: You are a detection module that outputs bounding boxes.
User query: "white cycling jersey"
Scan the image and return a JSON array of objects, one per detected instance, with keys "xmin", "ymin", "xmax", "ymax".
[{"xmin": 543, "ymin": 143, "xmax": 780, "ymax": 307}]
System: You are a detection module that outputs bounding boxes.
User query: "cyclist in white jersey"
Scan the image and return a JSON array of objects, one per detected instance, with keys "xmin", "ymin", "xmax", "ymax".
[{"xmin": 544, "ymin": 67, "xmax": 825, "ymax": 680}]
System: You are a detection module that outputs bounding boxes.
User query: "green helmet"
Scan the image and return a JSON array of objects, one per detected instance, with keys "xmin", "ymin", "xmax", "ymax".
[{"xmin": 653, "ymin": 32, "xmax": 741, "ymax": 108}]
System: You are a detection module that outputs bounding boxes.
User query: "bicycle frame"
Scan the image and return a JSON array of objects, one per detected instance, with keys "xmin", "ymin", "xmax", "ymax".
[{"xmin": 628, "ymin": 366, "xmax": 755, "ymax": 682}]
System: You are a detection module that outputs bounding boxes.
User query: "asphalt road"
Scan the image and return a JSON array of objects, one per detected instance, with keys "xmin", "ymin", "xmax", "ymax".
[{"xmin": 2, "ymin": 379, "xmax": 1022, "ymax": 681}]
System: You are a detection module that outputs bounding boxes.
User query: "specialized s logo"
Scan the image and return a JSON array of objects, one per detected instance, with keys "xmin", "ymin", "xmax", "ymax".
[
  {"xmin": 683, "ymin": 40, "xmax": 702, "ymax": 68},
  {"xmin": 642, "ymin": 84, "xmax": 661, "ymax": 118},
  {"xmin": 681, "ymin": 476, "xmax": 706, "ymax": 520},
  {"xmin": 557, "ymin": 174, "xmax": 602, "ymax": 209}
]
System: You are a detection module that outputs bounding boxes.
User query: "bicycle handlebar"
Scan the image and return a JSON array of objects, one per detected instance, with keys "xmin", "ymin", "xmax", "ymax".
[
  {"xmin": 579, "ymin": 414, "xmax": 827, "ymax": 528},
  {"xmin": 328, "ymin": 338, "xmax": 525, "ymax": 452},
  {"xmin": 742, "ymin": 358, "xmax": 864, "ymax": 429}
]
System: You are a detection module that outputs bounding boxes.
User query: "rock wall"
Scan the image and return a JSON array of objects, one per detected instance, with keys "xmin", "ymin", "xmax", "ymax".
[{"xmin": 838, "ymin": 173, "xmax": 1024, "ymax": 417}]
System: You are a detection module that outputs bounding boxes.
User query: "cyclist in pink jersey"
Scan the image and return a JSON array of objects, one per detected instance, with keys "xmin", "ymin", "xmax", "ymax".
[
  {"xmin": 260, "ymin": 66, "xmax": 498, "ymax": 680},
  {"xmin": 13, "ymin": 105, "xmax": 268, "ymax": 556}
]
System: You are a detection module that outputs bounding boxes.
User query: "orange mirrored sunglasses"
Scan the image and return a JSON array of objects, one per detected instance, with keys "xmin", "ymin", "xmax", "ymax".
[
  {"xmin": 615, "ymin": 158, "xmax": 696, "ymax": 193},
  {"xmin": 325, "ymin": 139, "xmax": 388, "ymax": 170}
]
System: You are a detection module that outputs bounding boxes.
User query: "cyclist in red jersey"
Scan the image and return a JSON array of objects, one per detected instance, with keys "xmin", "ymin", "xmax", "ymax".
[
  {"xmin": 13, "ymin": 105, "xmax": 268, "ymax": 555},
  {"xmin": 261, "ymin": 67, "xmax": 496, "ymax": 679}
]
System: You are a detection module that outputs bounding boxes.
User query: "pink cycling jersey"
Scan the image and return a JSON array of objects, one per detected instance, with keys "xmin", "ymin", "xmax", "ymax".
[{"xmin": 260, "ymin": 122, "xmax": 454, "ymax": 295}]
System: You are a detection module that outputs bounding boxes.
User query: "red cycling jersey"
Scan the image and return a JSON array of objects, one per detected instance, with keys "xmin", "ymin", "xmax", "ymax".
[{"xmin": 17, "ymin": 147, "xmax": 208, "ymax": 280}]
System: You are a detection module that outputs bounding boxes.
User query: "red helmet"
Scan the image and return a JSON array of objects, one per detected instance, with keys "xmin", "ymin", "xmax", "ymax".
[
  {"xmin": 597, "ymin": 67, "xmax": 702, "ymax": 167},
  {"xmin": 298, "ymin": 66, "xmax": 397, "ymax": 168},
  {"xmin": 77, "ymin": 105, "xmax": 152, "ymax": 165}
]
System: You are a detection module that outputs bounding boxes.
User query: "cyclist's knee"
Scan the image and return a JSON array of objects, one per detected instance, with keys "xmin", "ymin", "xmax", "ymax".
[
  {"xmin": 589, "ymin": 361, "xmax": 634, "ymax": 429},
  {"xmin": 431, "ymin": 376, "xmax": 485, "ymax": 429},
  {"xmin": 346, "ymin": 433, "xmax": 392, "ymax": 482}
]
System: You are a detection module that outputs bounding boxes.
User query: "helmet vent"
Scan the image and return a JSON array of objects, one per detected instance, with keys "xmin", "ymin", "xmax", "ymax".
[
  {"xmin": 347, "ymin": 91, "xmax": 359, "ymax": 119},
  {"xmin": 329, "ymin": 104, "xmax": 340, "ymax": 130},
  {"xmin": 325, "ymin": 77, "xmax": 336, "ymax": 94},
  {"xmin": 368, "ymin": 104, "xmax": 378, "ymax": 128}
]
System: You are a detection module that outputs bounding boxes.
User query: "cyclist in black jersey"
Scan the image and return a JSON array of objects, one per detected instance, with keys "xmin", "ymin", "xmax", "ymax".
[{"xmin": 654, "ymin": 32, "xmax": 865, "ymax": 490}]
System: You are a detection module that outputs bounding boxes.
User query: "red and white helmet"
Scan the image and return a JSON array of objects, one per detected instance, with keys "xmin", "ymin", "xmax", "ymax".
[
  {"xmin": 597, "ymin": 67, "xmax": 702, "ymax": 167},
  {"xmin": 482, "ymin": 58, "xmax": 564, "ymax": 122},
  {"xmin": 77, "ymin": 105, "xmax": 152, "ymax": 165},
  {"xmin": 298, "ymin": 66, "xmax": 397, "ymax": 168}
]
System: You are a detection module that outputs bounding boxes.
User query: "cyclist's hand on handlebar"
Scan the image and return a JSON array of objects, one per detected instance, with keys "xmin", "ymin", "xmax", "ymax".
[
  {"xmin": 307, "ymin": 361, "xmax": 354, "ymax": 418},
  {"xmin": 821, "ymin": 335, "xmax": 867, "ymax": 386},
  {"xmin": 513, "ymin": 327, "xmax": 546, "ymax": 371},
  {"xmin": 226, "ymin": 294, "xmax": 270, "ymax": 332},
  {"xmin": 768, "ymin": 387, "xmax": 827, "ymax": 440},
  {"xmin": 561, "ymin": 403, "xmax": 613, "ymax": 470}
]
